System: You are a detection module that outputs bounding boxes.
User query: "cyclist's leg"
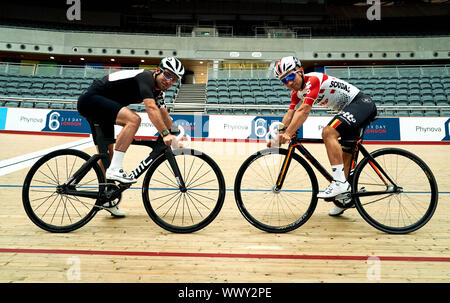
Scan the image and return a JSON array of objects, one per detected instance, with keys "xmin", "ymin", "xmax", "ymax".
[
  {"xmin": 327, "ymin": 93, "xmax": 377, "ymax": 214},
  {"xmin": 81, "ymin": 94, "xmax": 138, "ymax": 184},
  {"xmin": 87, "ymin": 119, "xmax": 115, "ymax": 175},
  {"xmin": 78, "ymin": 92, "xmax": 129, "ymax": 215},
  {"xmin": 79, "ymin": 91, "xmax": 117, "ymax": 173},
  {"xmin": 317, "ymin": 124, "xmax": 350, "ymax": 199},
  {"xmin": 114, "ymin": 106, "xmax": 141, "ymax": 152},
  {"xmin": 105, "ymin": 107, "xmax": 140, "ymax": 183},
  {"xmin": 328, "ymin": 92, "xmax": 377, "ymax": 173}
]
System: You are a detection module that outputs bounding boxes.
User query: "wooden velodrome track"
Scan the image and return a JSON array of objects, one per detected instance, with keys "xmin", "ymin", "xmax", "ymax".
[{"xmin": 0, "ymin": 131, "xmax": 449, "ymax": 283}]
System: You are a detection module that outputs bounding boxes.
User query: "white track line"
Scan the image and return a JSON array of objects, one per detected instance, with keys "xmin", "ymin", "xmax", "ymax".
[{"xmin": 0, "ymin": 137, "xmax": 94, "ymax": 176}]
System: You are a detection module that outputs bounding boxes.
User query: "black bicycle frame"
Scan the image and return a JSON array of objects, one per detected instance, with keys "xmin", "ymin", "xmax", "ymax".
[
  {"xmin": 60, "ymin": 127, "xmax": 187, "ymax": 200},
  {"xmin": 274, "ymin": 137, "xmax": 401, "ymax": 198}
]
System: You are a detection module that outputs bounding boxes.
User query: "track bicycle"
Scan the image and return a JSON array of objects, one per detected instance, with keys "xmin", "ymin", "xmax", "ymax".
[
  {"xmin": 22, "ymin": 125, "xmax": 226, "ymax": 233},
  {"xmin": 234, "ymin": 122, "xmax": 438, "ymax": 234}
]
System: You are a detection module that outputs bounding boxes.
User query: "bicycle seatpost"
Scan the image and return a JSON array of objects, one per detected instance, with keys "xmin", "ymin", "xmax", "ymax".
[{"xmin": 93, "ymin": 124, "xmax": 111, "ymax": 170}]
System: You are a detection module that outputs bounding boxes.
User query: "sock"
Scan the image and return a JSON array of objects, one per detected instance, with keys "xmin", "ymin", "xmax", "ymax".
[
  {"xmin": 331, "ymin": 164, "xmax": 346, "ymax": 183},
  {"xmin": 109, "ymin": 150, "xmax": 125, "ymax": 170}
]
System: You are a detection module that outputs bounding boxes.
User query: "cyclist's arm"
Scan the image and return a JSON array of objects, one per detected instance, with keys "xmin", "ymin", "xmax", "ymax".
[
  {"xmin": 144, "ymin": 98, "xmax": 171, "ymax": 134},
  {"xmin": 284, "ymin": 103, "xmax": 312, "ymax": 137},
  {"xmin": 159, "ymin": 107, "xmax": 173, "ymax": 130},
  {"xmin": 284, "ymin": 75, "xmax": 319, "ymax": 136},
  {"xmin": 281, "ymin": 109, "xmax": 295, "ymax": 129}
]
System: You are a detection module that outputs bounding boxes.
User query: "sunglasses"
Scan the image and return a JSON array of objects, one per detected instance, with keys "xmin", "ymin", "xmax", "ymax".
[
  {"xmin": 162, "ymin": 70, "xmax": 179, "ymax": 82},
  {"xmin": 280, "ymin": 71, "xmax": 298, "ymax": 84}
]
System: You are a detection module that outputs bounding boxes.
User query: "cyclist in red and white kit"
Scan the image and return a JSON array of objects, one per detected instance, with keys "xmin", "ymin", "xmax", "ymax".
[{"xmin": 269, "ymin": 56, "xmax": 377, "ymax": 216}]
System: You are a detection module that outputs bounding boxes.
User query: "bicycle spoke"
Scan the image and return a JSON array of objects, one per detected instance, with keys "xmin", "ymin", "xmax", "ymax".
[
  {"xmin": 38, "ymin": 169, "xmax": 58, "ymax": 185},
  {"xmin": 152, "ymin": 178, "xmax": 179, "ymax": 188},
  {"xmin": 185, "ymin": 191, "xmax": 212, "ymax": 211},
  {"xmin": 151, "ymin": 189, "xmax": 180, "ymax": 201},
  {"xmin": 185, "ymin": 192, "xmax": 204, "ymax": 219},
  {"xmin": 155, "ymin": 190, "xmax": 182, "ymax": 212},
  {"xmin": 156, "ymin": 169, "xmax": 178, "ymax": 187}
]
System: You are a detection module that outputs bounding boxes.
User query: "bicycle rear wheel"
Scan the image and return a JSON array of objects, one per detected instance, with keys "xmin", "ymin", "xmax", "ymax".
[
  {"xmin": 234, "ymin": 148, "xmax": 318, "ymax": 233},
  {"xmin": 22, "ymin": 149, "xmax": 104, "ymax": 233},
  {"xmin": 142, "ymin": 148, "xmax": 225, "ymax": 233},
  {"xmin": 353, "ymin": 148, "xmax": 438, "ymax": 234}
]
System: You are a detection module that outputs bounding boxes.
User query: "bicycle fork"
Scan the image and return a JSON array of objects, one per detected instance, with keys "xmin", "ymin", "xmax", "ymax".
[
  {"xmin": 274, "ymin": 142, "xmax": 333, "ymax": 192},
  {"xmin": 130, "ymin": 142, "xmax": 187, "ymax": 192},
  {"xmin": 164, "ymin": 148, "xmax": 187, "ymax": 192}
]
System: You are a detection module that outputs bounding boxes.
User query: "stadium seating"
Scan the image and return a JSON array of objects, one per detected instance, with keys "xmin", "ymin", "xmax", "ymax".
[
  {"xmin": 204, "ymin": 66, "xmax": 450, "ymax": 117},
  {"xmin": 0, "ymin": 72, "xmax": 180, "ymax": 112},
  {"xmin": 1, "ymin": 65, "xmax": 449, "ymax": 117}
]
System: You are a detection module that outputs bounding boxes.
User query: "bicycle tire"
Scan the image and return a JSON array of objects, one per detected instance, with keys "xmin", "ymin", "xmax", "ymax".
[
  {"xmin": 234, "ymin": 148, "xmax": 318, "ymax": 233},
  {"xmin": 353, "ymin": 148, "xmax": 438, "ymax": 234},
  {"xmin": 22, "ymin": 149, "xmax": 104, "ymax": 233},
  {"xmin": 142, "ymin": 148, "xmax": 226, "ymax": 233}
]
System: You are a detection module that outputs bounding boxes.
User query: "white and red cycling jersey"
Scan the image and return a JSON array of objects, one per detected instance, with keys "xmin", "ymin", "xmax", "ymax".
[{"xmin": 289, "ymin": 72, "xmax": 360, "ymax": 112}]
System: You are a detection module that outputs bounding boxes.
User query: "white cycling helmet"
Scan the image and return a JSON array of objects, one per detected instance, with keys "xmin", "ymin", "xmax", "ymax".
[
  {"xmin": 159, "ymin": 57, "xmax": 185, "ymax": 78},
  {"xmin": 274, "ymin": 56, "xmax": 302, "ymax": 79}
]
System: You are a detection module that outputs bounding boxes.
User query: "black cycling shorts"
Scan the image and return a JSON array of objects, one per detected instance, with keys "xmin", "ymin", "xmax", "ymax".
[
  {"xmin": 327, "ymin": 92, "xmax": 377, "ymax": 153},
  {"xmin": 77, "ymin": 88, "xmax": 125, "ymax": 145}
]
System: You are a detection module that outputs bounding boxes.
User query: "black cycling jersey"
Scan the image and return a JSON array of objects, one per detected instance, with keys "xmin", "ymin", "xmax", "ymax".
[
  {"xmin": 90, "ymin": 69, "xmax": 165, "ymax": 108},
  {"xmin": 77, "ymin": 69, "xmax": 166, "ymax": 145}
]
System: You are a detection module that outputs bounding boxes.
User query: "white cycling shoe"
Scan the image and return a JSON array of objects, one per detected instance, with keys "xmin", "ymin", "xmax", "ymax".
[
  {"xmin": 103, "ymin": 203, "xmax": 126, "ymax": 217},
  {"xmin": 105, "ymin": 167, "xmax": 137, "ymax": 184},
  {"xmin": 317, "ymin": 180, "xmax": 351, "ymax": 199},
  {"xmin": 329, "ymin": 206, "xmax": 345, "ymax": 216}
]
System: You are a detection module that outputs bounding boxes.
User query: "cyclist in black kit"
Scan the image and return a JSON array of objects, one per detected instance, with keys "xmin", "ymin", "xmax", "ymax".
[{"xmin": 77, "ymin": 57, "xmax": 185, "ymax": 216}]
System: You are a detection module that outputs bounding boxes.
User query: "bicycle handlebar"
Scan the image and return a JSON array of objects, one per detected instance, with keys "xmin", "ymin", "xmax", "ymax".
[
  {"xmin": 265, "ymin": 122, "xmax": 285, "ymax": 144},
  {"xmin": 171, "ymin": 124, "xmax": 191, "ymax": 149}
]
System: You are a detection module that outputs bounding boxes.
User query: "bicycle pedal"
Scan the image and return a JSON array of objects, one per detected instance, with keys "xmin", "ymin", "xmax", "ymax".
[{"xmin": 335, "ymin": 193, "xmax": 351, "ymax": 201}]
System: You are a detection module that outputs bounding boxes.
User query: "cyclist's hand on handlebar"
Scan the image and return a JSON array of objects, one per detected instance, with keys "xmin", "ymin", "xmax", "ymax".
[
  {"xmin": 267, "ymin": 132, "xmax": 288, "ymax": 148},
  {"xmin": 279, "ymin": 133, "xmax": 292, "ymax": 145},
  {"xmin": 163, "ymin": 134, "xmax": 177, "ymax": 147},
  {"xmin": 267, "ymin": 137, "xmax": 279, "ymax": 148}
]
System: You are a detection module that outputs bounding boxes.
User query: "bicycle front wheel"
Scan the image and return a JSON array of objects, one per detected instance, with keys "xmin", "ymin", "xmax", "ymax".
[
  {"xmin": 22, "ymin": 149, "xmax": 104, "ymax": 233},
  {"xmin": 142, "ymin": 148, "xmax": 226, "ymax": 233},
  {"xmin": 353, "ymin": 148, "xmax": 438, "ymax": 234},
  {"xmin": 234, "ymin": 148, "xmax": 318, "ymax": 233}
]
